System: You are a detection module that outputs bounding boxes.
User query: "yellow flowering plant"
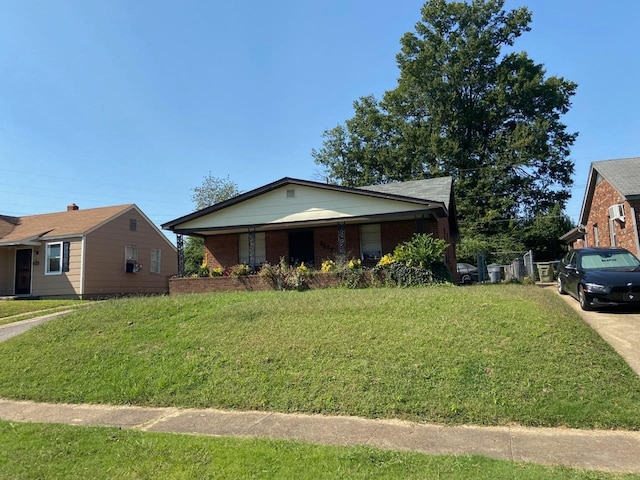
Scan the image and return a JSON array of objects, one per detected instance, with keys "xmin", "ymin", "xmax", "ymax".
[
  {"xmin": 320, "ymin": 259, "xmax": 335, "ymax": 272},
  {"xmin": 376, "ymin": 254, "xmax": 395, "ymax": 267}
]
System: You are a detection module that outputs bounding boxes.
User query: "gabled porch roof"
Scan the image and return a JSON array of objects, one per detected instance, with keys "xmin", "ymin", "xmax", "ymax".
[{"xmin": 163, "ymin": 177, "xmax": 458, "ymax": 238}]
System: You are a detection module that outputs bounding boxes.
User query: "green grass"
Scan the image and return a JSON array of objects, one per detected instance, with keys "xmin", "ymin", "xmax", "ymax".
[
  {"xmin": 1, "ymin": 285, "xmax": 639, "ymax": 429},
  {"xmin": 0, "ymin": 299, "xmax": 86, "ymax": 325},
  {"xmin": 1, "ymin": 420, "xmax": 636, "ymax": 479}
]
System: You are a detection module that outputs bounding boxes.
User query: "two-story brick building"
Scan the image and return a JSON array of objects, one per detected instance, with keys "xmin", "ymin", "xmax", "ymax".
[{"xmin": 566, "ymin": 157, "xmax": 640, "ymax": 255}]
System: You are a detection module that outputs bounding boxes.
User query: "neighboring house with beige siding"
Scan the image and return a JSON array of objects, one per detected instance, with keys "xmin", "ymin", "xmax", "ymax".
[
  {"xmin": 0, "ymin": 203, "xmax": 177, "ymax": 299},
  {"xmin": 563, "ymin": 157, "xmax": 640, "ymax": 255},
  {"xmin": 162, "ymin": 176, "xmax": 459, "ymax": 280}
]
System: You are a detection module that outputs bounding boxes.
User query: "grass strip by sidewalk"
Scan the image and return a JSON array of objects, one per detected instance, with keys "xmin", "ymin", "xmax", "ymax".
[
  {"xmin": 0, "ymin": 285, "xmax": 639, "ymax": 429},
  {"xmin": 0, "ymin": 300, "xmax": 86, "ymax": 326},
  {"xmin": 1, "ymin": 420, "xmax": 636, "ymax": 479}
]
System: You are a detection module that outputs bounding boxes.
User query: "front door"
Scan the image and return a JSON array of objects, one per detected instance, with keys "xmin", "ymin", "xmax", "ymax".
[
  {"xmin": 15, "ymin": 249, "xmax": 32, "ymax": 295},
  {"xmin": 288, "ymin": 230, "xmax": 315, "ymax": 266}
]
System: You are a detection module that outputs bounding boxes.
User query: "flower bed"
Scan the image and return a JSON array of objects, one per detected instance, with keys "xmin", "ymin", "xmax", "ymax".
[{"xmin": 169, "ymin": 273, "xmax": 342, "ymax": 294}]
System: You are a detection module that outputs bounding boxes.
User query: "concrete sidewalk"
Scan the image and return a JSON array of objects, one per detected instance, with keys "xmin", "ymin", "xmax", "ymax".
[
  {"xmin": 1, "ymin": 398, "xmax": 640, "ymax": 474},
  {"xmin": 0, "ymin": 310, "xmax": 74, "ymax": 343}
]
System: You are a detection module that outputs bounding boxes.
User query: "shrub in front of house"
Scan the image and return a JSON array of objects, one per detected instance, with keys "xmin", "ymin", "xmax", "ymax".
[
  {"xmin": 228, "ymin": 264, "xmax": 251, "ymax": 277},
  {"xmin": 259, "ymin": 258, "xmax": 310, "ymax": 291},
  {"xmin": 372, "ymin": 234, "xmax": 451, "ymax": 287}
]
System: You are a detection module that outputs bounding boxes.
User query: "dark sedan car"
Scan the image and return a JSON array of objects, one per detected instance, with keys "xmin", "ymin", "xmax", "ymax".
[
  {"xmin": 457, "ymin": 263, "xmax": 479, "ymax": 284},
  {"xmin": 557, "ymin": 247, "xmax": 640, "ymax": 311}
]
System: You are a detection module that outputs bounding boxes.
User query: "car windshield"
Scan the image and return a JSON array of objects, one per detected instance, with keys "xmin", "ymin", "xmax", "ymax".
[{"xmin": 579, "ymin": 252, "xmax": 640, "ymax": 270}]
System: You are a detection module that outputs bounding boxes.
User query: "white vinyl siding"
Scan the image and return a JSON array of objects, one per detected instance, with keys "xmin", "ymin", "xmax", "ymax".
[
  {"xmin": 239, "ymin": 233, "xmax": 266, "ymax": 265},
  {"xmin": 360, "ymin": 224, "xmax": 382, "ymax": 261}
]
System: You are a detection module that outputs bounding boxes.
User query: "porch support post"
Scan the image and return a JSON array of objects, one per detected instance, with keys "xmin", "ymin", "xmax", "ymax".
[
  {"xmin": 176, "ymin": 234, "xmax": 185, "ymax": 277},
  {"xmin": 337, "ymin": 223, "xmax": 346, "ymax": 258},
  {"xmin": 248, "ymin": 230, "xmax": 256, "ymax": 271}
]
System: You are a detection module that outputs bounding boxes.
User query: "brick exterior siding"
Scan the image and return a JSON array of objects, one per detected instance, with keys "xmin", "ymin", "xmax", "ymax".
[
  {"xmin": 204, "ymin": 233, "xmax": 239, "ymax": 269},
  {"xmin": 585, "ymin": 179, "xmax": 640, "ymax": 256},
  {"xmin": 202, "ymin": 218, "xmax": 447, "ymax": 270}
]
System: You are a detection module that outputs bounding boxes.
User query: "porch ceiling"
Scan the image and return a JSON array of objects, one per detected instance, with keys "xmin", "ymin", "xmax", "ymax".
[{"xmin": 172, "ymin": 210, "xmax": 438, "ymax": 236}]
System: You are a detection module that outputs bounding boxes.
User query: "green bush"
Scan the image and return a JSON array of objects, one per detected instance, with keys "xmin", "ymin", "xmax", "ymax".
[
  {"xmin": 392, "ymin": 233, "xmax": 448, "ymax": 267},
  {"xmin": 371, "ymin": 234, "xmax": 450, "ymax": 287}
]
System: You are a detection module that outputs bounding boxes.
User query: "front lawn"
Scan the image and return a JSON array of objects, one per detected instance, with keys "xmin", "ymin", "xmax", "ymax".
[{"xmin": 0, "ymin": 285, "xmax": 639, "ymax": 429}]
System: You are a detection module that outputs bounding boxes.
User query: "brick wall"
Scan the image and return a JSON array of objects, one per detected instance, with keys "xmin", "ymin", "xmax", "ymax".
[
  {"xmin": 199, "ymin": 217, "xmax": 454, "ymax": 274},
  {"xmin": 265, "ymin": 231, "xmax": 288, "ymax": 264},
  {"xmin": 204, "ymin": 233, "xmax": 239, "ymax": 269},
  {"xmin": 586, "ymin": 179, "xmax": 640, "ymax": 256},
  {"xmin": 314, "ymin": 226, "xmax": 340, "ymax": 263},
  {"xmin": 380, "ymin": 219, "xmax": 438, "ymax": 253}
]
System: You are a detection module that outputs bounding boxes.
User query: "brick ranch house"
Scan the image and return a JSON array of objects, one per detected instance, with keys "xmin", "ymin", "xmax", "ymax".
[
  {"xmin": 562, "ymin": 157, "xmax": 640, "ymax": 255},
  {"xmin": 162, "ymin": 177, "xmax": 460, "ymax": 287}
]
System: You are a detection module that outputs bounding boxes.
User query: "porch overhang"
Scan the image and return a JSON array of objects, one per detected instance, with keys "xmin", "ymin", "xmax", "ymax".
[
  {"xmin": 0, "ymin": 236, "xmax": 43, "ymax": 247},
  {"xmin": 169, "ymin": 209, "xmax": 443, "ymax": 237}
]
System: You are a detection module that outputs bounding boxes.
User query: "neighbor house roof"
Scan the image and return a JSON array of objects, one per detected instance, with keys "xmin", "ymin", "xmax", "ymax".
[
  {"xmin": 579, "ymin": 157, "xmax": 640, "ymax": 225},
  {"xmin": 0, "ymin": 204, "xmax": 135, "ymax": 246}
]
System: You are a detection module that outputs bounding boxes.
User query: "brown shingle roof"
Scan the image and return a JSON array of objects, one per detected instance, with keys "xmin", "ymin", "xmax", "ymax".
[{"xmin": 0, "ymin": 205, "xmax": 134, "ymax": 245}]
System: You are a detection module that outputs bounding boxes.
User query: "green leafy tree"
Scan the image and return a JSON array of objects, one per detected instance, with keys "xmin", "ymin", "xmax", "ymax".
[
  {"xmin": 312, "ymin": 0, "xmax": 577, "ymax": 239},
  {"xmin": 183, "ymin": 174, "xmax": 240, "ymax": 276},
  {"xmin": 521, "ymin": 204, "xmax": 573, "ymax": 261}
]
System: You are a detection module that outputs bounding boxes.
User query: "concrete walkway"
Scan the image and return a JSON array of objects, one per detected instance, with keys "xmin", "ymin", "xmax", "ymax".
[
  {"xmin": 0, "ymin": 310, "xmax": 73, "ymax": 343},
  {"xmin": 1, "ymin": 398, "xmax": 640, "ymax": 473}
]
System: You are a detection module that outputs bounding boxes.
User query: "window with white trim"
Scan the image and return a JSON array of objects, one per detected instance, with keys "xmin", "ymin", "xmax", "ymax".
[
  {"xmin": 239, "ymin": 232, "xmax": 266, "ymax": 265},
  {"xmin": 45, "ymin": 242, "xmax": 62, "ymax": 275},
  {"xmin": 150, "ymin": 249, "xmax": 161, "ymax": 274},
  {"xmin": 360, "ymin": 224, "xmax": 382, "ymax": 261}
]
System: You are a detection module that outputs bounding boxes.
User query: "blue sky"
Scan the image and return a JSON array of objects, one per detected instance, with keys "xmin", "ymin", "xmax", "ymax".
[{"xmin": 2, "ymin": 0, "xmax": 639, "ymax": 241}]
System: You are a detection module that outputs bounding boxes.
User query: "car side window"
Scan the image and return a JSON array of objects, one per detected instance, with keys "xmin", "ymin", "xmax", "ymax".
[{"xmin": 565, "ymin": 251, "xmax": 575, "ymax": 266}]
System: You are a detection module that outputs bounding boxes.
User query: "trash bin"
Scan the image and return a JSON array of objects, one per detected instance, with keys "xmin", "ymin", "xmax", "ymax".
[
  {"xmin": 536, "ymin": 262, "xmax": 554, "ymax": 283},
  {"xmin": 487, "ymin": 264, "xmax": 502, "ymax": 283}
]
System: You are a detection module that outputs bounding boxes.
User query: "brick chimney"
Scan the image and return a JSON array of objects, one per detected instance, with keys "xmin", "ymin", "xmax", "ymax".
[{"xmin": 67, "ymin": 203, "xmax": 79, "ymax": 211}]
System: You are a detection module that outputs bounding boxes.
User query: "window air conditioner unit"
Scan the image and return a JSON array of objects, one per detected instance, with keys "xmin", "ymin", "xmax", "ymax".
[{"xmin": 608, "ymin": 204, "xmax": 625, "ymax": 223}]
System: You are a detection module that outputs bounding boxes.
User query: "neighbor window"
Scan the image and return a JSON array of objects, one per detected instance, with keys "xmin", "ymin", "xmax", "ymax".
[
  {"xmin": 360, "ymin": 224, "xmax": 382, "ymax": 261},
  {"xmin": 150, "ymin": 249, "xmax": 161, "ymax": 274},
  {"xmin": 239, "ymin": 232, "xmax": 266, "ymax": 265},
  {"xmin": 130, "ymin": 219, "xmax": 137, "ymax": 231},
  {"xmin": 125, "ymin": 245, "xmax": 138, "ymax": 272},
  {"xmin": 45, "ymin": 242, "xmax": 62, "ymax": 275}
]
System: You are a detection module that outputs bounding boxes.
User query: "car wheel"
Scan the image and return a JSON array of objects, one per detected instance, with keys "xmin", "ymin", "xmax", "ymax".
[
  {"xmin": 557, "ymin": 277, "xmax": 567, "ymax": 295},
  {"xmin": 578, "ymin": 285, "xmax": 593, "ymax": 311},
  {"xmin": 461, "ymin": 274, "xmax": 471, "ymax": 285}
]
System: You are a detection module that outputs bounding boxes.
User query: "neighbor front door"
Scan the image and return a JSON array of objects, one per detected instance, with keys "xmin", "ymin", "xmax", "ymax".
[{"xmin": 15, "ymin": 249, "xmax": 32, "ymax": 295}]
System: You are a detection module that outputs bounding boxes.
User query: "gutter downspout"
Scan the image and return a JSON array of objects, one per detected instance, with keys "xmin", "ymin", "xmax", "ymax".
[{"xmin": 80, "ymin": 236, "xmax": 86, "ymax": 299}]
